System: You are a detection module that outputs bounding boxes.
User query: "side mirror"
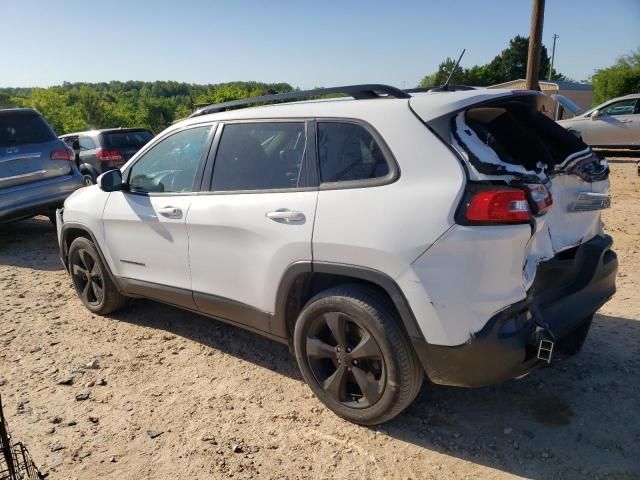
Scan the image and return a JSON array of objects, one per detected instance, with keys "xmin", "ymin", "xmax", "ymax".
[
  {"xmin": 72, "ymin": 140, "xmax": 80, "ymax": 150},
  {"xmin": 590, "ymin": 110, "xmax": 601, "ymax": 120},
  {"xmin": 97, "ymin": 169, "xmax": 124, "ymax": 192}
]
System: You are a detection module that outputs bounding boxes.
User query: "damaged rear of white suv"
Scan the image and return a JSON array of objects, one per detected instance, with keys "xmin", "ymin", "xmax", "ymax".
[
  {"xmin": 57, "ymin": 85, "xmax": 616, "ymax": 424},
  {"xmin": 409, "ymin": 89, "xmax": 616, "ymax": 387}
]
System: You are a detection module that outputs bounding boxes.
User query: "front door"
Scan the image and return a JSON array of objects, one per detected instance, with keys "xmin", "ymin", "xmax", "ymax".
[
  {"xmin": 588, "ymin": 98, "xmax": 638, "ymax": 146},
  {"xmin": 187, "ymin": 121, "xmax": 317, "ymax": 332},
  {"xmin": 102, "ymin": 124, "xmax": 214, "ymax": 307}
]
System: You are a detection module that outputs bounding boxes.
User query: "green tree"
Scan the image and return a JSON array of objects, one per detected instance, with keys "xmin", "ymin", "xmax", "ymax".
[
  {"xmin": 591, "ymin": 49, "xmax": 640, "ymax": 105},
  {"xmin": 12, "ymin": 87, "xmax": 84, "ymax": 134},
  {"xmin": 418, "ymin": 57, "xmax": 466, "ymax": 88}
]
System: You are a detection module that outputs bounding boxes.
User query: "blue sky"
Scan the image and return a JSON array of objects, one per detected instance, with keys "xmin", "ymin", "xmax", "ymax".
[{"xmin": 1, "ymin": 0, "xmax": 638, "ymax": 88}]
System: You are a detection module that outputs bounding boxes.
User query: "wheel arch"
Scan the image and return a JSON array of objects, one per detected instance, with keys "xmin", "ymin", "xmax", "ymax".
[
  {"xmin": 273, "ymin": 262, "xmax": 424, "ymax": 342},
  {"xmin": 78, "ymin": 163, "xmax": 99, "ymax": 181},
  {"xmin": 60, "ymin": 222, "xmax": 120, "ymax": 288}
]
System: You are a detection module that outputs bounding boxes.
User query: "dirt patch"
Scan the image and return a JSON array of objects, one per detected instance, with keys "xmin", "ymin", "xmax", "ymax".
[
  {"xmin": 1, "ymin": 160, "xmax": 639, "ymax": 479},
  {"xmin": 524, "ymin": 393, "xmax": 573, "ymax": 426}
]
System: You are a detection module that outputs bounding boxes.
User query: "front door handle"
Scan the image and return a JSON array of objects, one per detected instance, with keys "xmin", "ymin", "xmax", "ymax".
[
  {"xmin": 266, "ymin": 209, "xmax": 305, "ymax": 223},
  {"xmin": 158, "ymin": 206, "xmax": 183, "ymax": 219}
]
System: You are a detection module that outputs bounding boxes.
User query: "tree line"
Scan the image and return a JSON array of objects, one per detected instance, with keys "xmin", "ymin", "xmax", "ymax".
[
  {"xmin": 591, "ymin": 49, "xmax": 640, "ymax": 105},
  {"xmin": 0, "ymin": 81, "xmax": 294, "ymax": 135}
]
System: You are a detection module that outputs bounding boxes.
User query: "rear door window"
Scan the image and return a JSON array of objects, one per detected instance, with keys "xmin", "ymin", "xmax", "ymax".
[
  {"xmin": 317, "ymin": 122, "xmax": 390, "ymax": 183},
  {"xmin": 0, "ymin": 113, "xmax": 56, "ymax": 147},
  {"xmin": 211, "ymin": 122, "xmax": 307, "ymax": 191}
]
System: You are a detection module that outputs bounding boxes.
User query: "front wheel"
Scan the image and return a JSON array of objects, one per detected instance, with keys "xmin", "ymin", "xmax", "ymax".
[
  {"xmin": 68, "ymin": 237, "xmax": 128, "ymax": 314},
  {"xmin": 83, "ymin": 173, "xmax": 96, "ymax": 186},
  {"xmin": 293, "ymin": 285, "xmax": 424, "ymax": 425}
]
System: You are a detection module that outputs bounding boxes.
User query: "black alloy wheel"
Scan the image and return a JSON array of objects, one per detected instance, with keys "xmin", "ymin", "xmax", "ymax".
[
  {"xmin": 305, "ymin": 311, "xmax": 386, "ymax": 408},
  {"xmin": 67, "ymin": 237, "xmax": 128, "ymax": 315},
  {"xmin": 71, "ymin": 247, "xmax": 104, "ymax": 306},
  {"xmin": 294, "ymin": 285, "xmax": 424, "ymax": 425}
]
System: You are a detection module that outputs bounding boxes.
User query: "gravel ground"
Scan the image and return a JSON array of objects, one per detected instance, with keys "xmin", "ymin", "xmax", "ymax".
[{"xmin": 0, "ymin": 160, "xmax": 639, "ymax": 480}]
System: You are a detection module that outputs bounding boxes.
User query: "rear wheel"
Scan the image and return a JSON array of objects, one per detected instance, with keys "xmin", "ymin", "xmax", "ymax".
[
  {"xmin": 68, "ymin": 237, "xmax": 128, "ymax": 314},
  {"xmin": 293, "ymin": 285, "xmax": 423, "ymax": 425}
]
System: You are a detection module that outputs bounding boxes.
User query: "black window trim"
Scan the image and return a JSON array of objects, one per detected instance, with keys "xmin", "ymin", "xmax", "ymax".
[
  {"xmin": 121, "ymin": 121, "xmax": 217, "ymax": 197},
  {"xmin": 201, "ymin": 118, "xmax": 318, "ymax": 195},
  {"xmin": 314, "ymin": 117, "xmax": 400, "ymax": 191}
]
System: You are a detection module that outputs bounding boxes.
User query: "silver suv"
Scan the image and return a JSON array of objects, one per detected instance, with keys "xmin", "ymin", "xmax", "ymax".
[{"xmin": 1, "ymin": 108, "xmax": 84, "ymax": 224}]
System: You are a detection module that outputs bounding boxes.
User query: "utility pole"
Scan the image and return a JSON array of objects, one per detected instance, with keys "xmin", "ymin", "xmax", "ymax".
[
  {"xmin": 525, "ymin": 0, "xmax": 546, "ymax": 90},
  {"xmin": 548, "ymin": 33, "xmax": 559, "ymax": 80}
]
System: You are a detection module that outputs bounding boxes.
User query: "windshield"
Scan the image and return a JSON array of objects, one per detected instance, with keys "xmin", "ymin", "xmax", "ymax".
[
  {"xmin": 102, "ymin": 130, "xmax": 153, "ymax": 148},
  {"xmin": 0, "ymin": 113, "xmax": 55, "ymax": 147}
]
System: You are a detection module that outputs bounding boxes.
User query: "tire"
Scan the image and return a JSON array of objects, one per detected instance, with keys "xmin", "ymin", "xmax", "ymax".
[
  {"xmin": 293, "ymin": 284, "xmax": 424, "ymax": 425},
  {"xmin": 83, "ymin": 174, "xmax": 96, "ymax": 186},
  {"xmin": 47, "ymin": 213, "xmax": 57, "ymax": 227},
  {"xmin": 68, "ymin": 236, "xmax": 128, "ymax": 315}
]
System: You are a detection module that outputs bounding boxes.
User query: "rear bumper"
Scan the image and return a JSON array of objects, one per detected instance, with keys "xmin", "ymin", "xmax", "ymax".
[
  {"xmin": 413, "ymin": 234, "xmax": 617, "ymax": 387},
  {"xmin": 0, "ymin": 171, "xmax": 84, "ymax": 223}
]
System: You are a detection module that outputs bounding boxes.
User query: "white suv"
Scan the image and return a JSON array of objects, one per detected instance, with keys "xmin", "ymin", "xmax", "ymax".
[{"xmin": 56, "ymin": 85, "xmax": 617, "ymax": 425}]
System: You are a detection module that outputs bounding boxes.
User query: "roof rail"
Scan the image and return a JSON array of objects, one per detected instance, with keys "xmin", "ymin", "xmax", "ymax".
[
  {"xmin": 189, "ymin": 84, "xmax": 410, "ymax": 117},
  {"xmin": 404, "ymin": 85, "xmax": 477, "ymax": 93}
]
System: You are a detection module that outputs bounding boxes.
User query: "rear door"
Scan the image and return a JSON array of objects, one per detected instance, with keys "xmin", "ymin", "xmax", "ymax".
[
  {"xmin": 0, "ymin": 110, "xmax": 70, "ymax": 189},
  {"xmin": 187, "ymin": 120, "xmax": 317, "ymax": 332}
]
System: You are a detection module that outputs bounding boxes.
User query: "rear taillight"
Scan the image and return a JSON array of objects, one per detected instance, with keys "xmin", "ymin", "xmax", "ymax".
[
  {"xmin": 50, "ymin": 146, "xmax": 74, "ymax": 161},
  {"xmin": 525, "ymin": 183, "xmax": 553, "ymax": 215},
  {"xmin": 96, "ymin": 149, "xmax": 124, "ymax": 162},
  {"xmin": 464, "ymin": 188, "xmax": 531, "ymax": 224}
]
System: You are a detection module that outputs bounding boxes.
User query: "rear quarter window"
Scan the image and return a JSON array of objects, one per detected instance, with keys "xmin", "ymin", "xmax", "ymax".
[
  {"xmin": 317, "ymin": 122, "xmax": 390, "ymax": 183},
  {"xmin": 0, "ymin": 113, "xmax": 56, "ymax": 147}
]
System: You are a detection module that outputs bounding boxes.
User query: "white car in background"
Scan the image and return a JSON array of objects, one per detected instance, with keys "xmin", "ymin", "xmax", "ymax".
[
  {"xmin": 55, "ymin": 85, "xmax": 617, "ymax": 425},
  {"xmin": 556, "ymin": 93, "xmax": 639, "ymax": 148}
]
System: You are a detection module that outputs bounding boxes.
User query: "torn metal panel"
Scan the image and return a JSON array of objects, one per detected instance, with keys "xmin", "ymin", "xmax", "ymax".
[{"xmin": 447, "ymin": 97, "xmax": 611, "ymax": 292}]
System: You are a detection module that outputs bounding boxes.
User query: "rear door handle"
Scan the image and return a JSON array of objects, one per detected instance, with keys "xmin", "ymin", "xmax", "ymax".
[
  {"xmin": 158, "ymin": 206, "xmax": 183, "ymax": 219},
  {"xmin": 266, "ymin": 209, "xmax": 305, "ymax": 223}
]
